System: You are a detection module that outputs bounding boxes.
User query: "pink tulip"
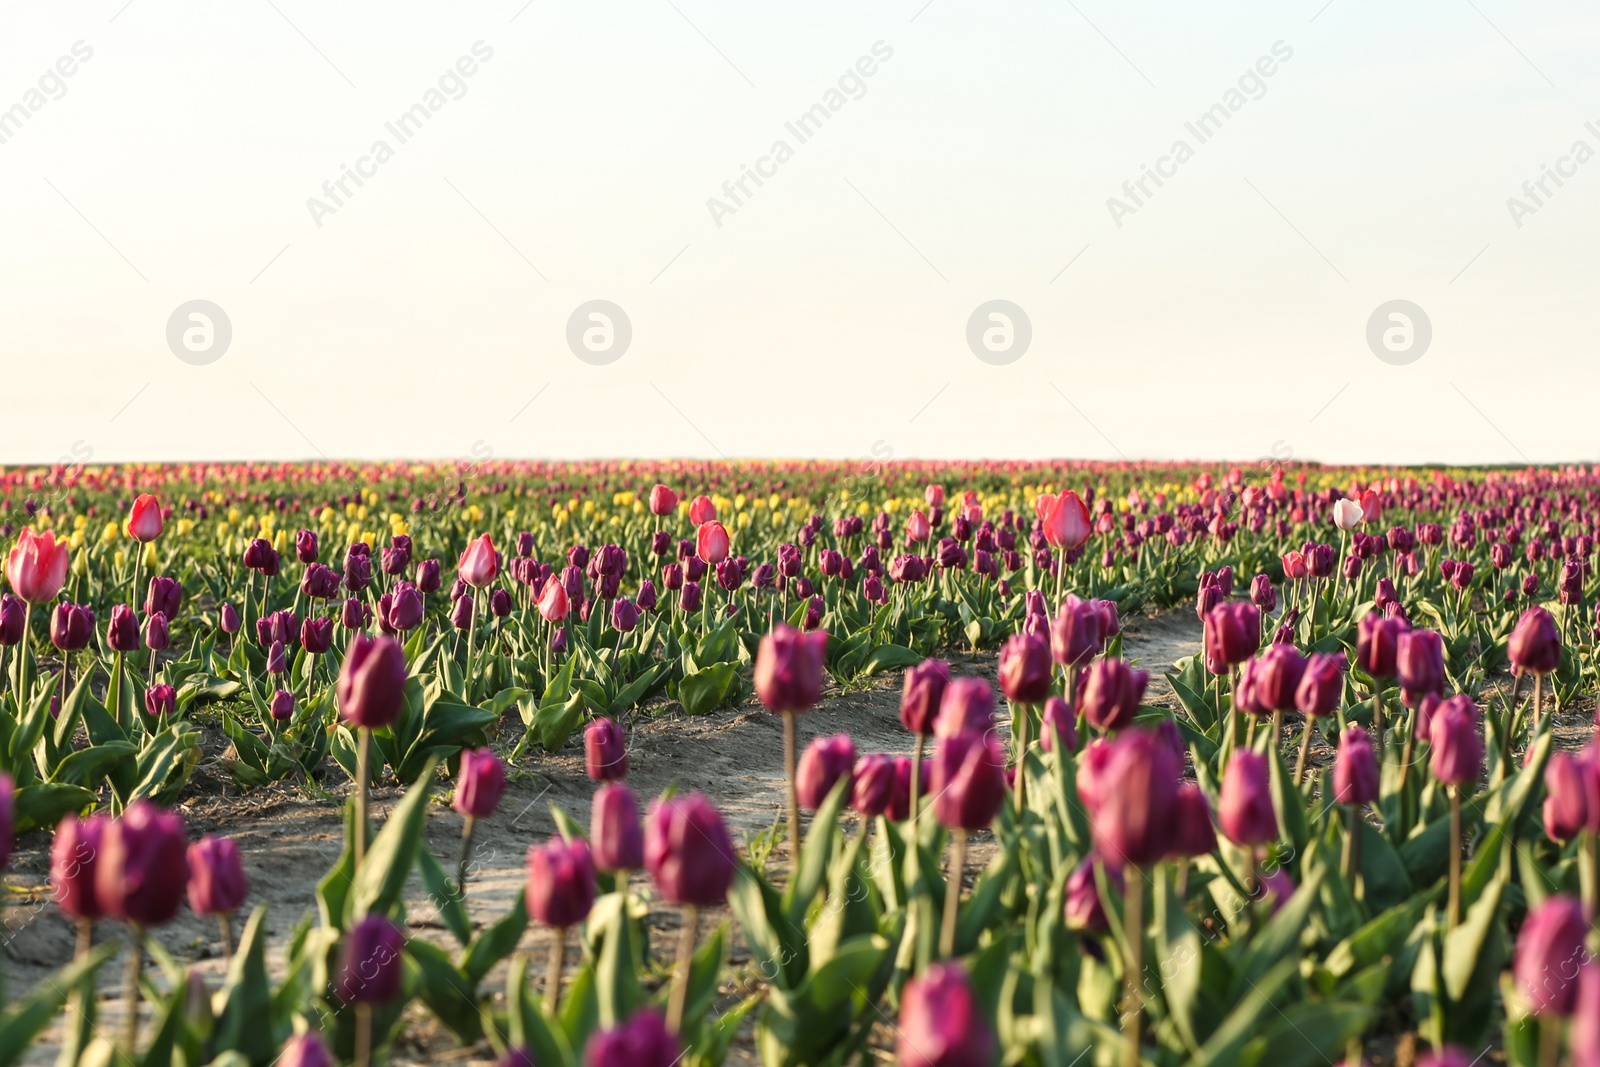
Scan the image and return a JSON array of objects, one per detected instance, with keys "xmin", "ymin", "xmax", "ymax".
[
  {"xmin": 126, "ymin": 494, "xmax": 163, "ymax": 542},
  {"xmin": 457, "ymin": 533, "xmax": 499, "ymax": 587},
  {"xmin": 5, "ymin": 528, "xmax": 69, "ymax": 604},
  {"xmin": 696, "ymin": 521, "xmax": 730, "ymax": 566},
  {"xmin": 1038, "ymin": 490, "xmax": 1092, "ymax": 550}
]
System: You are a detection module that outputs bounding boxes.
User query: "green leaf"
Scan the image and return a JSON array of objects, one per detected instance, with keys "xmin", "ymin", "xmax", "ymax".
[
  {"xmin": 782, "ymin": 776, "xmax": 849, "ymax": 929},
  {"xmin": 462, "ymin": 889, "xmax": 529, "ymax": 987},
  {"xmin": 210, "ymin": 906, "xmax": 275, "ymax": 1063},
  {"xmin": 410, "ymin": 938, "xmax": 483, "ymax": 1043},
  {"xmin": 349, "ymin": 756, "xmax": 439, "ymax": 919},
  {"xmin": 417, "ymin": 848, "xmax": 472, "ymax": 946},
  {"xmin": 0, "ymin": 942, "xmax": 117, "ymax": 1066},
  {"xmin": 506, "ymin": 954, "xmax": 575, "ymax": 1067},
  {"xmin": 856, "ymin": 644, "xmax": 923, "ymax": 677},
  {"xmin": 679, "ymin": 662, "xmax": 739, "ymax": 716},
  {"xmin": 11, "ymin": 782, "xmax": 95, "ymax": 834}
]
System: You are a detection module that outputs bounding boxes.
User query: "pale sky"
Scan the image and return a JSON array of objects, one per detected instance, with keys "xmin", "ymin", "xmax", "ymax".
[{"xmin": 1, "ymin": 1, "xmax": 1597, "ymax": 468}]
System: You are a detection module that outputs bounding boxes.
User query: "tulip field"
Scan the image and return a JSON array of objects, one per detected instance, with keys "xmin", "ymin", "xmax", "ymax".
[{"xmin": 1, "ymin": 459, "xmax": 1599, "ymax": 1067}]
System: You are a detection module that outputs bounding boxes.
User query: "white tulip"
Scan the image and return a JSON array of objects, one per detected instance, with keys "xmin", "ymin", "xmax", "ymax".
[{"xmin": 1331, "ymin": 498, "xmax": 1364, "ymax": 531}]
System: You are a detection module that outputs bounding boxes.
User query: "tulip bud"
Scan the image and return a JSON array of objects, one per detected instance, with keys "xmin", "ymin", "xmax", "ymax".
[
  {"xmin": 895, "ymin": 963, "xmax": 996, "ymax": 1067},
  {"xmin": 144, "ymin": 611, "xmax": 169, "ymax": 652},
  {"xmin": 126, "ymin": 494, "xmax": 164, "ymax": 542},
  {"xmin": 1396, "ymin": 628, "xmax": 1445, "ymax": 703},
  {"xmin": 336, "ymin": 634, "xmax": 407, "ymax": 729},
  {"xmin": 1294, "ymin": 651, "xmax": 1346, "ymax": 717},
  {"xmin": 585, "ymin": 718, "xmax": 629, "ymax": 781},
  {"xmin": 754, "ymin": 623, "xmax": 828, "ymax": 714},
  {"xmin": 1428, "ymin": 695, "xmax": 1483, "ymax": 785},
  {"xmin": 96, "ymin": 800, "xmax": 190, "ymax": 927},
  {"xmin": 1354, "ymin": 612, "xmax": 1407, "ymax": 679},
  {"xmin": 1203, "ymin": 602, "xmax": 1260, "ymax": 670},
  {"xmin": 930, "ymin": 731, "xmax": 1007, "ymax": 832},
  {"xmin": 1511, "ymin": 894, "xmax": 1587, "ymax": 1016},
  {"xmin": 295, "ymin": 528, "xmax": 318, "ymax": 564},
  {"xmin": 1039, "ymin": 695, "xmax": 1077, "ymax": 753},
  {"xmin": 1050, "ymin": 595, "xmax": 1104, "ymax": 667},
  {"xmin": 590, "ymin": 782, "xmax": 644, "ymax": 871},
  {"xmin": 610, "ymin": 597, "xmax": 639, "ymax": 632},
  {"xmin": 997, "ymin": 632, "xmax": 1052, "ymax": 704},
  {"xmin": 278, "ymin": 1033, "xmax": 336, "ymax": 1067},
  {"xmin": 676, "ymin": 578, "xmax": 702, "ymax": 612},
  {"xmin": 453, "ymin": 748, "xmax": 505, "ymax": 819},
  {"xmin": 1543, "ymin": 751, "xmax": 1592, "ymax": 842},
  {"xmin": 526, "ymin": 836, "xmax": 596, "ymax": 928},
  {"xmin": 335, "ymin": 915, "xmax": 405, "ymax": 1004},
  {"xmin": 1218, "ymin": 750, "xmax": 1277, "ymax": 846},
  {"xmin": 934, "ymin": 677, "xmax": 994, "ymax": 738},
  {"xmin": 457, "ymin": 533, "xmax": 499, "ymax": 587},
  {"xmin": 1077, "ymin": 658, "xmax": 1147, "ymax": 733},
  {"xmin": 585, "ymin": 1009, "xmax": 680, "ymax": 1067},
  {"xmin": 1063, "ymin": 856, "xmax": 1116, "ymax": 931},
  {"xmin": 884, "ymin": 756, "xmax": 916, "ymax": 821},
  {"xmin": 300, "ymin": 616, "xmax": 334, "ymax": 655},
  {"xmin": 51, "ymin": 813, "xmax": 107, "ymax": 920},
  {"xmin": 144, "ymin": 684, "xmax": 176, "ymax": 718},
  {"xmin": 1333, "ymin": 726, "xmax": 1379, "ymax": 805},
  {"xmin": 1167, "ymin": 783, "xmax": 1217, "ymax": 858},
  {"xmin": 645, "ymin": 793, "xmax": 735, "ymax": 906},
  {"xmin": 796, "ymin": 734, "xmax": 856, "ymax": 810},
  {"xmin": 0, "ymin": 595, "xmax": 24, "ymax": 646},
  {"xmin": 1249, "ymin": 574, "xmax": 1276, "ymax": 612},
  {"xmin": 851, "ymin": 753, "xmax": 896, "ymax": 817},
  {"xmin": 186, "ymin": 835, "xmax": 249, "ymax": 916},
  {"xmin": 1509, "ymin": 606, "xmax": 1561, "ymax": 675},
  {"xmin": 5, "ymin": 528, "xmax": 70, "ymax": 605}
]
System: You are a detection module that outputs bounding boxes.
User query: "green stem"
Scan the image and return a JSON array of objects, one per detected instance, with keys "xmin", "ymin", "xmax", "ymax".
[
  {"xmin": 940, "ymin": 830, "xmax": 967, "ymax": 958},
  {"xmin": 665, "ymin": 905, "xmax": 698, "ymax": 1034},
  {"xmin": 1121, "ymin": 868, "xmax": 1144, "ymax": 1067},
  {"xmin": 355, "ymin": 728, "xmax": 371, "ymax": 866},
  {"xmin": 784, "ymin": 711, "xmax": 800, "ymax": 874}
]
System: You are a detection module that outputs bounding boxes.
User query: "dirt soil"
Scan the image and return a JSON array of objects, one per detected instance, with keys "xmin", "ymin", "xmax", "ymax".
[{"xmin": 1, "ymin": 608, "xmax": 1565, "ymax": 1065}]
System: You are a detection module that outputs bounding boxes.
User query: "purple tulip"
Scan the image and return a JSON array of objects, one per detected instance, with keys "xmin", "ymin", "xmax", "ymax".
[
  {"xmin": 186, "ymin": 835, "xmax": 248, "ymax": 916},
  {"xmin": 1218, "ymin": 750, "xmax": 1277, "ymax": 846},
  {"xmin": 144, "ymin": 684, "xmax": 176, "ymax": 718},
  {"xmin": 453, "ymin": 748, "xmax": 506, "ymax": 819},
  {"xmin": 998, "ymin": 631, "xmax": 1052, "ymax": 704},
  {"xmin": 1077, "ymin": 658, "xmax": 1148, "ymax": 733},
  {"xmin": 1429, "ymin": 695, "xmax": 1483, "ymax": 785},
  {"xmin": 585, "ymin": 718, "xmax": 629, "ymax": 781},
  {"xmin": 526, "ymin": 836, "xmax": 596, "ymax": 928},
  {"xmin": 900, "ymin": 659, "xmax": 951, "ymax": 736},
  {"xmin": 754, "ymin": 623, "xmax": 828, "ymax": 714},
  {"xmin": 1333, "ymin": 726, "xmax": 1379, "ymax": 805},
  {"xmin": 930, "ymin": 731, "xmax": 1007, "ymax": 832},
  {"xmin": 337, "ymin": 634, "xmax": 408, "ymax": 729},
  {"xmin": 645, "ymin": 793, "xmax": 735, "ymax": 907},
  {"xmin": 335, "ymin": 915, "xmax": 405, "ymax": 1004},
  {"xmin": 895, "ymin": 962, "xmax": 995, "ymax": 1067},
  {"xmin": 796, "ymin": 733, "xmax": 856, "ymax": 810},
  {"xmin": 1514, "ymin": 894, "xmax": 1588, "ymax": 1016},
  {"xmin": 584, "ymin": 1009, "xmax": 679, "ymax": 1067},
  {"xmin": 96, "ymin": 800, "xmax": 190, "ymax": 927},
  {"xmin": 591, "ymin": 782, "xmax": 644, "ymax": 872}
]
